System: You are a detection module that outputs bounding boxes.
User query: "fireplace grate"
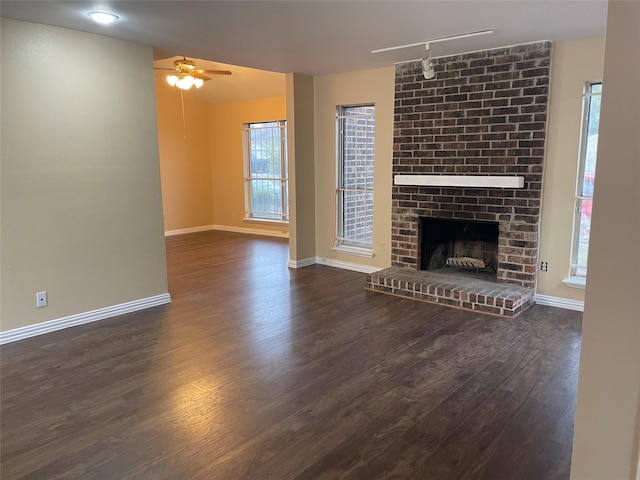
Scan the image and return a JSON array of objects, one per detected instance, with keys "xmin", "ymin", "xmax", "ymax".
[{"xmin": 442, "ymin": 256, "xmax": 497, "ymax": 277}]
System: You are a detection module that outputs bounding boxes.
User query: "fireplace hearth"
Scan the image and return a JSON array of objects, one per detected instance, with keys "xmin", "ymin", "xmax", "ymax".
[{"xmin": 366, "ymin": 267, "xmax": 534, "ymax": 317}]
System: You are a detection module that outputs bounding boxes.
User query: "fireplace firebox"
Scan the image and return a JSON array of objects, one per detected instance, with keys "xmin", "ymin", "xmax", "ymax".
[{"xmin": 420, "ymin": 217, "xmax": 499, "ymax": 280}]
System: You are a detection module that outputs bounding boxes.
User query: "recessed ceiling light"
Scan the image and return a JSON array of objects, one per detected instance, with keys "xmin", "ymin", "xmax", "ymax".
[{"xmin": 87, "ymin": 11, "xmax": 119, "ymax": 25}]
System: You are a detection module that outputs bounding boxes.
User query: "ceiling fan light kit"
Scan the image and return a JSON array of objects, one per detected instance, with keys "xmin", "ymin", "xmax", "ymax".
[
  {"xmin": 158, "ymin": 57, "xmax": 232, "ymax": 91},
  {"xmin": 167, "ymin": 74, "xmax": 204, "ymax": 90}
]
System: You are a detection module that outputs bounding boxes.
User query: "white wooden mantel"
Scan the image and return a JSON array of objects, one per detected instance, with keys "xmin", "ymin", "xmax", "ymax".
[{"xmin": 394, "ymin": 175, "xmax": 525, "ymax": 189}]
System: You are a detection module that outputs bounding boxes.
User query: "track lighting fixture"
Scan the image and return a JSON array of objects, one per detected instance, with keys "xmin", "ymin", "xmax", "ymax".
[
  {"xmin": 422, "ymin": 44, "xmax": 436, "ymax": 80},
  {"xmin": 371, "ymin": 29, "xmax": 495, "ymax": 82}
]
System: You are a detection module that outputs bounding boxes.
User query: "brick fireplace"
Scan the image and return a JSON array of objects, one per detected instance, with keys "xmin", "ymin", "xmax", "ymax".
[{"xmin": 367, "ymin": 42, "xmax": 551, "ymax": 317}]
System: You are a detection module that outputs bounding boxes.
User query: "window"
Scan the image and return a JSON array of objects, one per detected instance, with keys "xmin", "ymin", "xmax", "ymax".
[
  {"xmin": 336, "ymin": 105, "xmax": 375, "ymax": 252},
  {"xmin": 243, "ymin": 121, "xmax": 288, "ymax": 222},
  {"xmin": 570, "ymin": 82, "xmax": 601, "ymax": 279}
]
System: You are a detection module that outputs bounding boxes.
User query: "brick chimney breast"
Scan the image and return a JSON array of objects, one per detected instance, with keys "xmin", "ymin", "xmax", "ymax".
[{"xmin": 391, "ymin": 42, "xmax": 551, "ymax": 289}]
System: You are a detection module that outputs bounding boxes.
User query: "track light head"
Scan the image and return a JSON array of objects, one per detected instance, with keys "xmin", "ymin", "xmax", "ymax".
[{"xmin": 422, "ymin": 44, "xmax": 436, "ymax": 80}]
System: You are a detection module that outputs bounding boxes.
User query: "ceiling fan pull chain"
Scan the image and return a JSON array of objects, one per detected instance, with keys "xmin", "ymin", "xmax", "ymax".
[{"xmin": 180, "ymin": 89, "xmax": 187, "ymax": 139}]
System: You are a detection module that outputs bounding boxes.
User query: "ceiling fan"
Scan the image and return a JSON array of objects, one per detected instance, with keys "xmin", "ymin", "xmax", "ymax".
[{"xmin": 155, "ymin": 57, "xmax": 231, "ymax": 90}]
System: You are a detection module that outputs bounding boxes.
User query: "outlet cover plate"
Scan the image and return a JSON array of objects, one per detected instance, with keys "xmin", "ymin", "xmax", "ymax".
[{"xmin": 36, "ymin": 291, "xmax": 48, "ymax": 308}]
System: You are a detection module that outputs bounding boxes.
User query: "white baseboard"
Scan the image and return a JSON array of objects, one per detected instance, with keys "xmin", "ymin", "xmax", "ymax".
[
  {"xmin": 287, "ymin": 256, "xmax": 384, "ymax": 274},
  {"xmin": 534, "ymin": 294, "xmax": 584, "ymax": 312},
  {"xmin": 288, "ymin": 257, "xmax": 316, "ymax": 269},
  {"xmin": 165, "ymin": 225, "xmax": 216, "ymax": 236},
  {"xmin": 315, "ymin": 257, "xmax": 382, "ymax": 274},
  {"xmin": 0, "ymin": 293, "xmax": 172, "ymax": 345},
  {"xmin": 212, "ymin": 224, "xmax": 289, "ymax": 239},
  {"xmin": 165, "ymin": 224, "xmax": 289, "ymax": 239}
]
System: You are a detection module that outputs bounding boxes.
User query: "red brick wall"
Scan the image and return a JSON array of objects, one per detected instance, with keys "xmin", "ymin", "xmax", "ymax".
[{"xmin": 391, "ymin": 42, "xmax": 552, "ymax": 288}]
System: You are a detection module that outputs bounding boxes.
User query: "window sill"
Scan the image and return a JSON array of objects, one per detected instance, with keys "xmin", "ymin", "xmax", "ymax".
[
  {"xmin": 243, "ymin": 217, "xmax": 289, "ymax": 226},
  {"xmin": 562, "ymin": 277, "xmax": 586, "ymax": 289},
  {"xmin": 334, "ymin": 245, "xmax": 375, "ymax": 258}
]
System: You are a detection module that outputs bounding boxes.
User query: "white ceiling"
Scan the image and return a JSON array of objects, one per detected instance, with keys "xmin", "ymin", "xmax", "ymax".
[{"xmin": 1, "ymin": 1, "xmax": 608, "ymax": 102}]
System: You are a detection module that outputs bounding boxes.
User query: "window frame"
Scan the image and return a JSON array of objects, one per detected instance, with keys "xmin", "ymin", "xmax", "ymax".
[
  {"xmin": 335, "ymin": 104, "xmax": 376, "ymax": 256},
  {"xmin": 567, "ymin": 81, "xmax": 601, "ymax": 283},
  {"xmin": 242, "ymin": 120, "xmax": 288, "ymax": 224}
]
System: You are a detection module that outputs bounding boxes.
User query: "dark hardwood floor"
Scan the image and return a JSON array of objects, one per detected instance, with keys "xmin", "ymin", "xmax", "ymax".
[{"xmin": 1, "ymin": 231, "xmax": 582, "ymax": 479}]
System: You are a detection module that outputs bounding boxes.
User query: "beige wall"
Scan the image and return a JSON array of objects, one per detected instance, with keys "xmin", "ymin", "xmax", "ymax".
[
  {"xmin": 286, "ymin": 74, "xmax": 316, "ymax": 261},
  {"xmin": 155, "ymin": 86, "xmax": 287, "ymax": 236},
  {"xmin": 537, "ymin": 37, "xmax": 606, "ymax": 301},
  {"xmin": 0, "ymin": 19, "xmax": 168, "ymax": 332},
  {"xmin": 570, "ymin": 1, "xmax": 640, "ymax": 478},
  {"xmin": 155, "ymin": 78, "xmax": 214, "ymax": 231},
  {"xmin": 313, "ymin": 67, "xmax": 395, "ymax": 269},
  {"xmin": 209, "ymin": 96, "xmax": 288, "ymax": 235}
]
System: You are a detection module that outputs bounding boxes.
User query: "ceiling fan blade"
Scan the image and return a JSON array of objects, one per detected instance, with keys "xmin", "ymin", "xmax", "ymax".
[
  {"xmin": 196, "ymin": 69, "xmax": 232, "ymax": 76},
  {"xmin": 154, "ymin": 67, "xmax": 178, "ymax": 71}
]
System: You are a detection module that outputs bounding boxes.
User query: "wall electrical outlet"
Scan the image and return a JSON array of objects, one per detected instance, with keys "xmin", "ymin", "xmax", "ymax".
[
  {"xmin": 36, "ymin": 291, "xmax": 48, "ymax": 308},
  {"xmin": 540, "ymin": 261, "xmax": 548, "ymax": 272}
]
